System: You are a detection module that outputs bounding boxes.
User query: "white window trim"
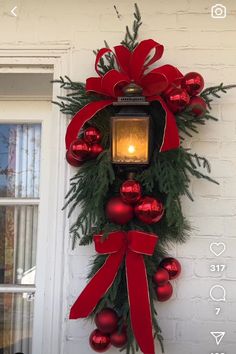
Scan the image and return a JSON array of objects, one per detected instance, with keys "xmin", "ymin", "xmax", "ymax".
[{"xmin": 0, "ymin": 46, "xmax": 71, "ymax": 354}]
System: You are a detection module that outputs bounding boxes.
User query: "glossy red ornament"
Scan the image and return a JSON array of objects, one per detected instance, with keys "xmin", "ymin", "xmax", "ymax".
[
  {"xmin": 165, "ymin": 87, "xmax": 190, "ymax": 113},
  {"xmin": 134, "ymin": 197, "xmax": 164, "ymax": 224},
  {"xmin": 84, "ymin": 126, "xmax": 102, "ymax": 144},
  {"xmin": 181, "ymin": 72, "xmax": 204, "ymax": 96},
  {"xmin": 156, "ymin": 281, "xmax": 173, "ymax": 302},
  {"xmin": 120, "ymin": 180, "xmax": 142, "ymax": 204},
  {"xmin": 89, "ymin": 329, "xmax": 111, "ymax": 352},
  {"xmin": 90, "ymin": 143, "xmax": 104, "ymax": 159},
  {"xmin": 70, "ymin": 138, "xmax": 90, "ymax": 161},
  {"xmin": 188, "ymin": 96, "xmax": 207, "ymax": 117},
  {"xmin": 106, "ymin": 197, "xmax": 134, "ymax": 225},
  {"xmin": 153, "ymin": 267, "xmax": 169, "ymax": 286},
  {"xmin": 160, "ymin": 257, "xmax": 182, "ymax": 280},
  {"xmin": 65, "ymin": 149, "xmax": 84, "ymax": 167},
  {"xmin": 110, "ymin": 329, "xmax": 128, "ymax": 348},
  {"xmin": 95, "ymin": 308, "xmax": 119, "ymax": 334}
]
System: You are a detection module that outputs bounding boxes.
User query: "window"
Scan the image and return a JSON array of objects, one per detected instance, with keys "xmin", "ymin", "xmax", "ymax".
[
  {"xmin": 0, "ymin": 55, "xmax": 68, "ymax": 354},
  {"xmin": 0, "ymin": 123, "xmax": 41, "ymax": 353},
  {"xmin": 0, "ymin": 68, "xmax": 55, "ymax": 354}
]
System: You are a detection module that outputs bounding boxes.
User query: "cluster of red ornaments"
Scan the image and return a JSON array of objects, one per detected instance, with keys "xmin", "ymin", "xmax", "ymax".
[
  {"xmin": 163, "ymin": 71, "xmax": 207, "ymax": 117},
  {"xmin": 106, "ymin": 180, "xmax": 164, "ymax": 225},
  {"xmin": 66, "ymin": 126, "xmax": 103, "ymax": 167},
  {"xmin": 153, "ymin": 257, "xmax": 181, "ymax": 302},
  {"xmin": 89, "ymin": 308, "xmax": 127, "ymax": 352}
]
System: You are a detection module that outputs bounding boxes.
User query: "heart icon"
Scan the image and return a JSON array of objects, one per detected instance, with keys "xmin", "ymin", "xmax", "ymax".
[{"xmin": 210, "ymin": 242, "xmax": 226, "ymax": 257}]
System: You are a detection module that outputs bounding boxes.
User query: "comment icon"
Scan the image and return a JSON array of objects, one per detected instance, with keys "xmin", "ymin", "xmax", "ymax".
[{"xmin": 210, "ymin": 285, "xmax": 226, "ymax": 302}]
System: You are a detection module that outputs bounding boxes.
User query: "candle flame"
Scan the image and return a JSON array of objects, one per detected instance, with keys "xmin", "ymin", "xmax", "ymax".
[{"xmin": 128, "ymin": 145, "xmax": 136, "ymax": 154}]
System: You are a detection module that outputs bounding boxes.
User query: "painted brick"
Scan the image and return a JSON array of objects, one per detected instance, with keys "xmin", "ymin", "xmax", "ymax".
[
  {"xmin": 188, "ymin": 216, "xmax": 224, "ymax": 236},
  {"xmin": 223, "ymin": 216, "xmax": 236, "ymax": 237}
]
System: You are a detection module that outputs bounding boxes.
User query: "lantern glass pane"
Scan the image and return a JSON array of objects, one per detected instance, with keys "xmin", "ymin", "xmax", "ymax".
[{"xmin": 112, "ymin": 116, "xmax": 149, "ymax": 164}]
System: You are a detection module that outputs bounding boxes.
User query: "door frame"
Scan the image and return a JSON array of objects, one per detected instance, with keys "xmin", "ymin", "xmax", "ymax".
[{"xmin": 0, "ymin": 45, "xmax": 71, "ymax": 354}]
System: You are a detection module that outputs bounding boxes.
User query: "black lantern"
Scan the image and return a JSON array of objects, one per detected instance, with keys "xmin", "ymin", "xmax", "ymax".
[{"xmin": 111, "ymin": 83, "xmax": 151, "ymax": 166}]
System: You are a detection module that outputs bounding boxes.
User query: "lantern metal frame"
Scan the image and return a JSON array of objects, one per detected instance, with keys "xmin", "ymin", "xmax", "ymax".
[{"xmin": 111, "ymin": 83, "xmax": 151, "ymax": 168}]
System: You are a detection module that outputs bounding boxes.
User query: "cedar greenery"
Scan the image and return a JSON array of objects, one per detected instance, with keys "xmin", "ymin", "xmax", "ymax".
[{"xmin": 53, "ymin": 4, "xmax": 235, "ymax": 353}]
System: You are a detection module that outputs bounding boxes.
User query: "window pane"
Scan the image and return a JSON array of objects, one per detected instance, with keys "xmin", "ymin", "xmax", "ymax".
[
  {"xmin": 0, "ymin": 124, "xmax": 41, "ymax": 198},
  {"xmin": 0, "ymin": 206, "xmax": 38, "ymax": 285},
  {"xmin": 0, "ymin": 292, "xmax": 34, "ymax": 354}
]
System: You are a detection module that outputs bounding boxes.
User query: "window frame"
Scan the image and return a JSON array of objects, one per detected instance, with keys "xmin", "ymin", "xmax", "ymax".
[{"xmin": 0, "ymin": 48, "xmax": 70, "ymax": 354}]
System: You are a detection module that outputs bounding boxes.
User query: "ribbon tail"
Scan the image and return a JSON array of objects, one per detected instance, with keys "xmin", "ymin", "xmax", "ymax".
[
  {"xmin": 65, "ymin": 100, "xmax": 114, "ymax": 150},
  {"xmin": 148, "ymin": 96, "xmax": 180, "ymax": 152},
  {"xmin": 69, "ymin": 250, "xmax": 124, "ymax": 319},
  {"xmin": 126, "ymin": 251, "xmax": 155, "ymax": 354}
]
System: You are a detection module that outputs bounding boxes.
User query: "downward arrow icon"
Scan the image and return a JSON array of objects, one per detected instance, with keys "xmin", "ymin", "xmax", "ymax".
[
  {"xmin": 11, "ymin": 6, "xmax": 17, "ymax": 17},
  {"xmin": 210, "ymin": 331, "xmax": 225, "ymax": 346}
]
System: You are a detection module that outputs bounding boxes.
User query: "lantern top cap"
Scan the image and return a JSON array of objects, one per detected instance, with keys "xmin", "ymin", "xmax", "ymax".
[{"xmin": 123, "ymin": 82, "xmax": 143, "ymax": 96}]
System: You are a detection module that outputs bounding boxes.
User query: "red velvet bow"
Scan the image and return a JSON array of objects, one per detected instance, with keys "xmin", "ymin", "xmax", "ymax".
[
  {"xmin": 70, "ymin": 230, "xmax": 158, "ymax": 354},
  {"xmin": 65, "ymin": 39, "xmax": 183, "ymax": 152}
]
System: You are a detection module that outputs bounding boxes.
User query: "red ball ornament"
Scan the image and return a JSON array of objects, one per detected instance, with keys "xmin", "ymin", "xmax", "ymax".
[
  {"xmin": 84, "ymin": 126, "xmax": 102, "ymax": 144},
  {"xmin": 188, "ymin": 96, "xmax": 207, "ymax": 118},
  {"xmin": 156, "ymin": 281, "xmax": 173, "ymax": 302},
  {"xmin": 165, "ymin": 87, "xmax": 190, "ymax": 113},
  {"xmin": 110, "ymin": 329, "xmax": 128, "ymax": 348},
  {"xmin": 89, "ymin": 329, "xmax": 111, "ymax": 352},
  {"xmin": 153, "ymin": 267, "xmax": 169, "ymax": 286},
  {"xmin": 90, "ymin": 143, "xmax": 103, "ymax": 159},
  {"xmin": 70, "ymin": 138, "xmax": 90, "ymax": 161},
  {"xmin": 134, "ymin": 197, "xmax": 164, "ymax": 224},
  {"xmin": 120, "ymin": 180, "xmax": 142, "ymax": 204},
  {"xmin": 106, "ymin": 197, "xmax": 134, "ymax": 225},
  {"xmin": 65, "ymin": 149, "xmax": 84, "ymax": 167},
  {"xmin": 181, "ymin": 72, "xmax": 204, "ymax": 96},
  {"xmin": 95, "ymin": 308, "xmax": 119, "ymax": 334},
  {"xmin": 160, "ymin": 257, "xmax": 181, "ymax": 280}
]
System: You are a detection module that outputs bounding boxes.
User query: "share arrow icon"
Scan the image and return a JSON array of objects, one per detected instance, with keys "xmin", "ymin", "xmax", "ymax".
[{"xmin": 210, "ymin": 331, "xmax": 225, "ymax": 346}]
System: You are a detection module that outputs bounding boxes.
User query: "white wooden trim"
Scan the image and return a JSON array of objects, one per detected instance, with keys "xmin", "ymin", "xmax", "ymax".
[
  {"xmin": 0, "ymin": 199, "xmax": 39, "ymax": 205},
  {"xmin": 0, "ymin": 95, "xmax": 52, "ymax": 101},
  {"xmin": 0, "ymin": 66, "xmax": 54, "ymax": 73},
  {"xmin": 0, "ymin": 47, "xmax": 71, "ymax": 354},
  {"xmin": 0, "ymin": 285, "xmax": 36, "ymax": 293}
]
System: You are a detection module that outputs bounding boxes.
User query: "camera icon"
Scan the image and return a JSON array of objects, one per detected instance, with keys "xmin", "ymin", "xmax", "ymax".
[{"xmin": 211, "ymin": 4, "xmax": 227, "ymax": 18}]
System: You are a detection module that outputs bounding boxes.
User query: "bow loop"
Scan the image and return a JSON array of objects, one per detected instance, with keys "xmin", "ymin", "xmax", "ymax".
[
  {"xmin": 130, "ymin": 39, "xmax": 164, "ymax": 82},
  {"xmin": 114, "ymin": 45, "xmax": 132, "ymax": 76},
  {"xmin": 101, "ymin": 69, "xmax": 130, "ymax": 98},
  {"xmin": 140, "ymin": 70, "xmax": 168, "ymax": 96},
  {"xmin": 95, "ymin": 47, "xmax": 114, "ymax": 76}
]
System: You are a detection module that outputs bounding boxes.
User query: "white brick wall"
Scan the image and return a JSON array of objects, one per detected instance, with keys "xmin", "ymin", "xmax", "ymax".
[{"xmin": 1, "ymin": 0, "xmax": 236, "ymax": 353}]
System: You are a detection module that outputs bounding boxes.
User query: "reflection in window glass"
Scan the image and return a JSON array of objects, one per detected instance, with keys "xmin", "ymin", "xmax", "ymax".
[
  {"xmin": 0, "ymin": 293, "xmax": 33, "ymax": 354},
  {"xmin": 0, "ymin": 206, "xmax": 38, "ymax": 285},
  {"xmin": 0, "ymin": 124, "xmax": 41, "ymax": 198}
]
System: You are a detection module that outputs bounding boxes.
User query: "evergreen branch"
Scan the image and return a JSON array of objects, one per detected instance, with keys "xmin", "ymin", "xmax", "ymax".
[
  {"xmin": 201, "ymin": 83, "xmax": 236, "ymax": 109},
  {"xmin": 184, "ymin": 150, "xmax": 218, "ymax": 184},
  {"xmin": 93, "ymin": 40, "xmax": 116, "ymax": 76},
  {"xmin": 121, "ymin": 3, "xmax": 142, "ymax": 51},
  {"xmin": 176, "ymin": 113, "xmax": 205, "ymax": 137},
  {"xmin": 204, "ymin": 113, "xmax": 218, "ymax": 121},
  {"xmin": 64, "ymin": 151, "xmax": 115, "ymax": 246},
  {"xmin": 51, "ymin": 76, "xmax": 86, "ymax": 91}
]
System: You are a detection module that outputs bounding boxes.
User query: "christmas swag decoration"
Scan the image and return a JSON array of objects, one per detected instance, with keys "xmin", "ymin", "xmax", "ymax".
[{"xmin": 53, "ymin": 4, "xmax": 235, "ymax": 354}]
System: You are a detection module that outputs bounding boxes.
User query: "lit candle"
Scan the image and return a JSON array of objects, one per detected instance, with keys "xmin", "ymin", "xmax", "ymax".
[{"xmin": 128, "ymin": 145, "xmax": 136, "ymax": 154}]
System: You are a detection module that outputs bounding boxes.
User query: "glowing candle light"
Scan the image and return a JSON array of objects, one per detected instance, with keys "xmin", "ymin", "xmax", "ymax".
[
  {"xmin": 128, "ymin": 145, "xmax": 136, "ymax": 154},
  {"xmin": 111, "ymin": 116, "xmax": 150, "ymax": 165}
]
